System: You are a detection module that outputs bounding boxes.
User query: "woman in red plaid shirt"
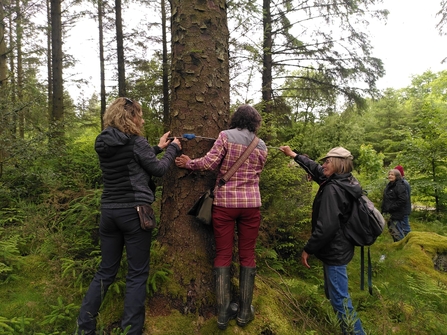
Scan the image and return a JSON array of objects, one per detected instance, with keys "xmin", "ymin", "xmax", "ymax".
[{"xmin": 176, "ymin": 105, "xmax": 267, "ymax": 330}]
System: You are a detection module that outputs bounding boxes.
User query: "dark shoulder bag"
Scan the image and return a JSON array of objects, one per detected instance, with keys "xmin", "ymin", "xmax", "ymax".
[{"xmin": 135, "ymin": 204, "xmax": 156, "ymax": 230}]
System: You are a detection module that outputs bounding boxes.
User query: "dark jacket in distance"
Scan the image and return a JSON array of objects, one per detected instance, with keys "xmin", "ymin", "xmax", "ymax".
[
  {"xmin": 381, "ymin": 180, "xmax": 407, "ymax": 220},
  {"xmin": 402, "ymin": 178, "xmax": 412, "ymax": 215},
  {"xmin": 293, "ymin": 154, "xmax": 362, "ymax": 266}
]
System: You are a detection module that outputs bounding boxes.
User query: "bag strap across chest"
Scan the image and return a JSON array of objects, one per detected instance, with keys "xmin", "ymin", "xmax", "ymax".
[{"xmin": 218, "ymin": 136, "xmax": 260, "ymax": 187}]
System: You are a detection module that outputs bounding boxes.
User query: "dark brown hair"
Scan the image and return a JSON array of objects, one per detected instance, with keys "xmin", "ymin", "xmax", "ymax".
[{"xmin": 229, "ymin": 105, "xmax": 262, "ymax": 133}]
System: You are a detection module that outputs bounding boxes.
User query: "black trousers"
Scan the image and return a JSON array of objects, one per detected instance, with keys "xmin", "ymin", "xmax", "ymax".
[{"xmin": 77, "ymin": 207, "xmax": 152, "ymax": 335}]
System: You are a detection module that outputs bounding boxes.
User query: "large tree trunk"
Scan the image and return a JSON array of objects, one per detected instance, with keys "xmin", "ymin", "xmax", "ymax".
[
  {"xmin": 157, "ymin": 0, "xmax": 230, "ymax": 317},
  {"xmin": 49, "ymin": 0, "xmax": 64, "ymax": 148},
  {"xmin": 115, "ymin": 0, "xmax": 126, "ymax": 97},
  {"xmin": 98, "ymin": 0, "xmax": 106, "ymax": 127}
]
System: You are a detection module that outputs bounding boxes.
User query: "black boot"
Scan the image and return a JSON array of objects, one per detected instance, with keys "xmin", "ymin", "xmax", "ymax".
[
  {"xmin": 215, "ymin": 267, "xmax": 238, "ymax": 330},
  {"xmin": 237, "ymin": 266, "xmax": 256, "ymax": 327}
]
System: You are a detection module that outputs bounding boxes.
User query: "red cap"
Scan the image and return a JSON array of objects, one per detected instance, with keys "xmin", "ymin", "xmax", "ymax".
[{"xmin": 394, "ymin": 165, "xmax": 404, "ymax": 177}]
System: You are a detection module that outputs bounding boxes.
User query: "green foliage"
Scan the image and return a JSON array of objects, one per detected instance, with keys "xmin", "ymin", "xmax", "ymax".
[
  {"xmin": 391, "ymin": 71, "xmax": 447, "ymax": 212},
  {"xmin": 0, "ymin": 229, "xmax": 23, "ymax": 284},
  {"xmin": 356, "ymin": 144, "xmax": 385, "ymax": 182},
  {"xmin": 0, "ymin": 316, "xmax": 34, "ymax": 335},
  {"xmin": 363, "ymin": 88, "xmax": 412, "ymax": 165},
  {"xmin": 40, "ymin": 297, "xmax": 79, "ymax": 331},
  {"xmin": 127, "ymin": 56, "xmax": 167, "ymax": 143},
  {"xmin": 355, "ymin": 144, "xmax": 387, "ymax": 205},
  {"xmin": 281, "ymin": 69, "xmax": 338, "ymax": 121},
  {"xmin": 1, "ymin": 134, "xmax": 52, "ymax": 202},
  {"xmin": 35, "ymin": 189, "xmax": 101, "ymax": 260},
  {"xmin": 61, "ymin": 128, "xmax": 103, "ymax": 189},
  {"xmin": 258, "ymin": 149, "xmax": 312, "ymax": 265},
  {"xmin": 0, "ymin": 207, "xmax": 26, "ymax": 227},
  {"xmin": 61, "ymin": 251, "xmax": 101, "ymax": 292},
  {"xmin": 147, "ymin": 268, "xmax": 172, "ymax": 295}
]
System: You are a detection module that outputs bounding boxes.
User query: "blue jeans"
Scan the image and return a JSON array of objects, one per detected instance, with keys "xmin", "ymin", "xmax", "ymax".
[
  {"xmin": 324, "ymin": 264, "xmax": 365, "ymax": 335},
  {"xmin": 388, "ymin": 219, "xmax": 405, "ymax": 242},
  {"xmin": 402, "ymin": 215, "xmax": 411, "ymax": 235},
  {"xmin": 77, "ymin": 207, "xmax": 153, "ymax": 335}
]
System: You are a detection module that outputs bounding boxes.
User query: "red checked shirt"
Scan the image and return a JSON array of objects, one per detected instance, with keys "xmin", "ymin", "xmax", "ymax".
[{"xmin": 186, "ymin": 128, "xmax": 268, "ymax": 208}]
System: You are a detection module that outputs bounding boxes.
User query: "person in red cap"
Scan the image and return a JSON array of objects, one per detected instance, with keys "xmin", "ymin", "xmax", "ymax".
[
  {"xmin": 381, "ymin": 169, "xmax": 407, "ymax": 241},
  {"xmin": 394, "ymin": 165, "xmax": 411, "ymax": 235}
]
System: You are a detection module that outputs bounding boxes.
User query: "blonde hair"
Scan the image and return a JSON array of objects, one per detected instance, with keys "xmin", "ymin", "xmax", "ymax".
[
  {"xmin": 330, "ymin": 157, "xmax": 354, "ymax": 174},
  {"xmin": 103, "ymin": 97, "xmax": 143, "ymax": 136}
]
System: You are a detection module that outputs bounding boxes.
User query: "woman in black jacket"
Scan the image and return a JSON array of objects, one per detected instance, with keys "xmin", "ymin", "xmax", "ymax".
[
  {"xmin": 76, "ymin": 97, "xmax": 181, "ymax": 335},
  {"xmin": 280, "ymin": 146, "xmax": 365, "ymax": 335},
  {"xmin": 381, "ymin": 169, "xmax": 407, "ymax": 242}
]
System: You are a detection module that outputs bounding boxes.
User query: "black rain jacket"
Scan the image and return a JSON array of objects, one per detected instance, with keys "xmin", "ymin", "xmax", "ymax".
[
  {"xmin": 381, "ymin": 180, "xmax": 407, "ymax": 220},
  {"xmin": 293, "ymin": 154, "xmax": 362, "ymax": 265}
]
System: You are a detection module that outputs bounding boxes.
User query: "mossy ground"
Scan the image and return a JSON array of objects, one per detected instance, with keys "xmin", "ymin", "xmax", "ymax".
[{"xmin": 2, "ymin": 215, "xmax": 447, "ymax": 334}]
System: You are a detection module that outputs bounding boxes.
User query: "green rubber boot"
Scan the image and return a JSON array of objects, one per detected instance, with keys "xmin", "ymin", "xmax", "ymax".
[
  {"xmin": 237, "ymin": 266, "xmax": 256, "ymax": 327},
  {"xmin": 215, "ymin": 267, "xmax": 238, "ymax": 330}
]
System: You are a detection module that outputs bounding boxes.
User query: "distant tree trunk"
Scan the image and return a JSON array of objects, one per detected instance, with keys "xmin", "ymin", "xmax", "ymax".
[
  {"xmin": 98, "ymin": 0, "xmax": 106, "ymax": 127},
  {"xmin": 15, "ymin": 0, "xmax": 24, "ymax": 139},
  {"xmin": 0, "ymin": 1, "xmax": 6, "ymax": 88},
  {"xmin": 161, "ymin": 0, "xmax": 169, "ymax": 130},
  {"xmin": 115, "ymin": 0, "xmax": 126, "ymax": 97},
  {"xmin": 46, "ymin": 0, "xmax": 52, "ymax": 116},
  {"xmin": 157, "ymin": 0, "xmax": 230, "ymax": 316},
  {"xmin": 49, "ymin": 0, "xmax": 64, "ymax": 148},
  {"xmin": 0, "ymin": 0, "xmax": 6, "ymax": 178},
  {"xmin": 262, "ymin": 0, "xmax": 273, "ymax": 112},
  {"xmin": 432, "ymin": 158, "xmax": 441, "ymax": 213},
  {"xmin": 8, "ymin": 7, "xmax": 16, "ymax": 136}
]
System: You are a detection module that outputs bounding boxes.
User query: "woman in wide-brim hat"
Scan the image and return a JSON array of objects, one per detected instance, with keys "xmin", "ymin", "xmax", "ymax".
[{"xmin": 279, "ymin": 145, "xmax": 366, "ymax": 335}]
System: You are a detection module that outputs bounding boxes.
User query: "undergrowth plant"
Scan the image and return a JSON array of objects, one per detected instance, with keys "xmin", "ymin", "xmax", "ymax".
[
  {"xmin": 146, "ymin": 240, "xmax": 173, "ymax": 295},
  {"xmin": 40, "ymin": 297, "xmax": 79, "ymax": 332},
  {"xmin": 0, "ymin": 229, "xmax": 23, "ymax": 284},
  {"xmin": 61, "ymin": 251, "xmax": 102, "ymax": 292},
  {"xmin": 0, "ymin": 316, "xmax": 33, "ymax": 335}
]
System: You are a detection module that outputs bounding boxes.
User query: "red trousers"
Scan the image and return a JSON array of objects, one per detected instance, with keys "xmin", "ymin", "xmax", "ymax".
[{"xmin": 212, "ymin": 206, "xmax": 260, "ymax": 267}]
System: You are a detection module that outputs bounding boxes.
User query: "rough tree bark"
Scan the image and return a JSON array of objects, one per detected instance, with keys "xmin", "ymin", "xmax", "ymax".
[
  {"xmin": 161, "ymin": 0, "xmax": 169, "ymax": 131},
  {"xmin": 156, "ymin": 0, "xmax": 230, "ymax": 318}
]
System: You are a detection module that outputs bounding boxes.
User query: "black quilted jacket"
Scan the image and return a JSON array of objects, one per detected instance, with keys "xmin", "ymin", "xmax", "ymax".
[{"xmin": 95, "ymin": 127, "xmax": 181, "ymax": 208}]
